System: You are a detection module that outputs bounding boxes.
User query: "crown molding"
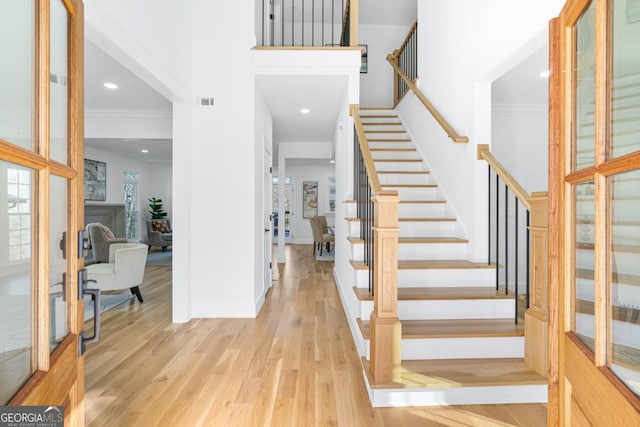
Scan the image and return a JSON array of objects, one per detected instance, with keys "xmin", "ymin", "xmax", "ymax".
[{"xmin": 85, "ymin": 108, "xmax": 172, "ymax": 119}]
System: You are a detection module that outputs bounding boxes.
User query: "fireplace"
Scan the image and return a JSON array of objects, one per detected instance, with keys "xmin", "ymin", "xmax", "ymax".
[{"xmin": 84, "ymin": 204, "xmax": 126, "ymax": 237}]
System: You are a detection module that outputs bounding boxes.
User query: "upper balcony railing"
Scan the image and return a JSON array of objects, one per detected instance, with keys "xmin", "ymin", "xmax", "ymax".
[{"xmin": 257, "ymin": 0, "xmax": 358, "ymax": 47}]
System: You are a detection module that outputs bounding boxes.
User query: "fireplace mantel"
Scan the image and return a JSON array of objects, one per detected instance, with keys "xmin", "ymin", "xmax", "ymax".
[{"xmin": 84, "ymin": 204, "xmax": 126, "ymax": 237}]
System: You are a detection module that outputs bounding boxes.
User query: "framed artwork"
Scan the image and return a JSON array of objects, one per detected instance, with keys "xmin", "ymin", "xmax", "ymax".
[
  {"xmin": 328, "ymin": 176, "xmax": 336, "ymax": 212},
  {"xmin": 302, "ymin": 181, "xmax": 318, "ymax": 218},
  {"xmin": 84, "ymin": 158, "xmax": 107, "ymax": 201}
]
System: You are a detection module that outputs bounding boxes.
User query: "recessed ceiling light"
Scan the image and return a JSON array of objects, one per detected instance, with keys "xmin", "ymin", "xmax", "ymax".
[
  {"xmin": 300, "ymin": 108, "xmax": 310, "ymax": 114},
  {"xmin": 539, "ymin": 70, "xmax": 550, "ymax": 78},
  {"xmin": 141, "ymin": 149, "xmax": 149, "ymax": 153},
  {"xmin": 103, "ymin": 82, "xmax": 118, "ymax": 89},
  {"xmin": 329, "ymin": 160, "xmax": 335, "ymax": 164}
]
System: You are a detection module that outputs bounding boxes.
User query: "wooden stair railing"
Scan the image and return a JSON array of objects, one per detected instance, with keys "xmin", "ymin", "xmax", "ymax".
[
  {"xmin": 387, "ymin": 21, "xmax": 469, "ymax": 144},
  {"xmin": 477, "ymin": 144, "xmax": 549, "ymax": 377},
  {"xmin": 351, "ymin": 104, "xmax": 401, "ymax": 384}
]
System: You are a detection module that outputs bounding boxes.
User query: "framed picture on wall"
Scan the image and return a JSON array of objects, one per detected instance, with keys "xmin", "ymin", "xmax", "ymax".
[
  {"xmin": 302, "ymin": 181, "xmax": 318, "ymax": 218},
  {"xmin": 84, "ymin": 158, "xmax": 107, "ymax": 201}
]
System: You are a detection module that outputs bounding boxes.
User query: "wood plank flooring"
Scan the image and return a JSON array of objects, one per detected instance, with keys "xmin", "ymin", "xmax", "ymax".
[{"xmin": 84, "ymin": 245, "xmax": 547, "ymax": 426}]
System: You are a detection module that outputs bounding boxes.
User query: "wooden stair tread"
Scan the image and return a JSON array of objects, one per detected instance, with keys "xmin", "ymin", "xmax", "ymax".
[
  {"xmin": 353, "ymin": 286, "xmax": 514, "ymax": 301},
  {"xmin": 368, "ymin": 138, "xmax": 412, "ymax": 142},
  {"xmin": 348, "ymin": 236, "xmax": 468, "ymax": 244},
  {"xmin": 576, "ymin": 299, "xmax": 640, "ymax": 326},
  {"xmin": 357, "ymin": 318, "xmax": 524, "ymax": 339},
  {"xmin": 361, "ymin": 357, "xmax": 545, "ymax": 389},
  {"xmin": 378, "ymin": 171, "xmax": 429, "ymax": 174},
  {"xmin": 370, "ymin": 148, "xmax": 416, "ymax": 152},
  {"xmin": 360, "ymin": 115, "xmax": 399, "ymax": 118},
  {"xmin": 350, "ymin": 259, "xmax": 495, "ymax": 270},
  {"xmin": 373, "ymin": 158, "xmax": 422, "ymax": 162},
  {"xmin": 362, "ymin": 122, "xmax": 403, "ymax": 126},
  {"xmin": 365, "ymin": 130, "xmax": 407, "ymax": 134},
  {"xmin": 380, "ymin": 184, "xmax": 437, "ymax": 188},
  {"xmin": 343, "ymin": 199, "xmax": 446, "ymax": 204},
  {"xmin": 345, "ymin": 217, "xmax": 455, "ymax": 222}
]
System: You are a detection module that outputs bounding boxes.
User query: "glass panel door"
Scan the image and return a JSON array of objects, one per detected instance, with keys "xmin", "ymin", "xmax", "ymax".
[{"xmin": 0, "ymin": 161, "xmax": 35, "ymax": 404}]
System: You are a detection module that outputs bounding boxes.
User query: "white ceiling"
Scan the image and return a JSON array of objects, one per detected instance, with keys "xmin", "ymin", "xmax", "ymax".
[
  {"xmin": 257, "ymin": 75, "xmax": 348, "ymax": 143},
  {"xmin": 84, "ymin": 40, "xmax": 172, "ymax": 163}
]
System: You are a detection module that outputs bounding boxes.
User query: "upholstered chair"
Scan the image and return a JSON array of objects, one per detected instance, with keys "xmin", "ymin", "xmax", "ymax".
[
  {"xmin": 309, "ymin": 216, "xmax": 334, "ymax": 256},
  {"xmin": 85, "ymin": 243, "xmax": 148, "ymax": 303},
  {"xmin": 147, "ymin": 219, "xmax": 172, "ymax": 252},
  {"xmin": 86, "ymin": 223, "xmax": 128, "ymax": 263}
]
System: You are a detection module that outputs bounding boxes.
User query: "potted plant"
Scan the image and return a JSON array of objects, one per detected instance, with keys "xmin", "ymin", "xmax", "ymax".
[{"xmin": 148, "ymin": 197, "xmax": 168, "ymax": 219}]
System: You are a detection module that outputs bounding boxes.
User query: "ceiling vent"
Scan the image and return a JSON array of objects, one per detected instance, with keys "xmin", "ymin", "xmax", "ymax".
[{"xmin": 197, "ymin": 97, "xmax": 215, "ymax": 107}]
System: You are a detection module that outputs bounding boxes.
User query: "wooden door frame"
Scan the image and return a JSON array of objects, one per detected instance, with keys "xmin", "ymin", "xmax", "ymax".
[
  {"xmin": 550, "ymin": 0, "xmax": 640, "ymax": 424},
  {"xmin": 3, "ymin": 1, "xmax": 85, "ymax": 424}
]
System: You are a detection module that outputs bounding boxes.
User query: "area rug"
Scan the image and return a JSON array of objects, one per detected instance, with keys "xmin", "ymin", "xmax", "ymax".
[
  {"xmin": 146, "ymin": 249, "xmax": 172, "ymax": 266},
  {"xmin": 84, "ymin": 292, "xmax": 133, "ymax": 321},
  {"xmin": 315, "ymin": 247, "xmax": 335, "ymax": 261}
]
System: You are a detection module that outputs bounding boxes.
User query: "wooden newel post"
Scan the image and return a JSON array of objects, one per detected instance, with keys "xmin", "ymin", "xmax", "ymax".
[
  {"xmin": 392, "ymin": 50, "xmax": 400, "ymax": 106},
  {"xmin": 349, "ymin": 0, "xmax": 359, "ymax": 47},
  {"xmin": 369, "ymin": 191, "xmax": 402, "ymax": 384},
  {"xmin": 524, "ymin": 191, "xmax": 549, "ymax": 377}
]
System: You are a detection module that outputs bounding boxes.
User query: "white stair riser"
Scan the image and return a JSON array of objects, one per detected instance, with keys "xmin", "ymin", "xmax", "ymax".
[
  {"xmin": 345, "ymin": 202, "xmax": 449, "ymax": 218},
  {"xmin": 362, "ymin": 336, "xmax": 524, "ymax": 360},
  {"xmin": 362, "ymin": 125, "xmax": 406, "ymax": 132},
  {"xmin": 351, "ymin": 242, "xmax": 468, "ymax": 261},
  {"xmin": 370, "ymin": 151, "xmax": 420, "ymax": 160},
  {"xmin": 369, "ymin": 140, "xmax": 413, "ymax": 147},
  {"xmin": 353, "ymin": 267, "xmax": 495, "ymax": 288},
  {"xmin": 361, "ymin": 119, "xmax": 401, "ymax": 125},
  {"xmin": 358, "ymin": 299, "xmax": 515, "ymax": 321},
  {"xmin": 374, "ymin": 161, "xmax": 425, "ymax": 172},
  {"xmin": 365, "ymin": 383, "xmax": 547, "ymax": 407},
  {"xmin": 384, "ymin": 187, "xmax": 441, "ymax": 200},
  {"xmin": 366, "ymin": 132, "xmax": 410, "ymax": 140},
  {"xmin": 378, "ymin": 174, "xmax": 433, "ymax": 185},
  {"xmin": 347, "ymin": 220, "xmax": 456, "ymax": 237}
]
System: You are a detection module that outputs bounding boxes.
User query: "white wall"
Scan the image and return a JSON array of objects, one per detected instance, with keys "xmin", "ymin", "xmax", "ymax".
[
  {"xmin": 397, "ymin": 0, "xmax": 564, "ymax": 261},
  {"xmin": 359, "ymin": 24, "xmax": 411, "ymax": 107},
  {"xmin": 146, "ymin": 163, "xmax": 173, "ymax": 221},
  {"xmin": 274, "ymin": 164, "xmax": 335, "ymax": 244},
  {"xmin": 492, "ymin": 106, "xmax": 548, "ymax": 193}
]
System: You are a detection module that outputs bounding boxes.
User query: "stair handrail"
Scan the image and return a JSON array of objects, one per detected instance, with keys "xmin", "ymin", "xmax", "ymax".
[
  {"xmin": 477, "ymin": 144, "xmax": 549, "ymax": 377},
  {"xmin": 387, "ymin": 55, "xmax": 469, "ymax": 144},
  {"xmin": 398, "ymin": 20, "xmax": 418, "ymax": 57},
  {"xmin": 477, "ymin": 145, "xmax": 531, "ymax": 210},
  {"xmin": 350, "ymin": 104, "xmax": 402, "ymax": 384},
  {"xmin": 350, "ymin": 104, "xmax": 383, "ymax": 194}
]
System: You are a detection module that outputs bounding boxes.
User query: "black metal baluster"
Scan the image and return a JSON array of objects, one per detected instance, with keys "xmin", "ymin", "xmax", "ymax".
[
  {"xmin": 488, "ymin": 166, "xmax": 491, "ymax": 265},
  {"xmin": 515, "ymin": 197, "xmax": 519, "ymax": 323},
  {"xmin": 282, "ymin": 0, "xmax": 285, "ymax": 46},
  {"xmin": 302, "ymin": 0, "xmax": 304, "ymax": 46},
  {"xmin": 262, "ymin": 0, "xmax": 265, "ymax": 46},
  {"xmin": 292, "ymin": 0, "xmax": 294, "ymax": 45},
  {"xmin": 526, "ymin": 210, "xmax": 530, "ymax": 309},
  {"xmin": 505, "ymin": 184, "xmax": 509, "ymax": 295},
  {"xmin": 331, "ymin": 0, "xmax": 334, "ymax": 45},
  {"xmin": 322, "ymin": 0, "xmax": 325, "ymax": 45},
  {"xmin": 495, "ymin": 173, "xmax": 499, "ymax": 291},
  {"xmin": 312, "ymin": 0, "xmax": 315, "ymax": 46}
]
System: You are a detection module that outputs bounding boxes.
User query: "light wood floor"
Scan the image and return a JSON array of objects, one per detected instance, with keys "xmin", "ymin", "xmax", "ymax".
[{"xmin": 85, "ymin": 244, "xmax": 547, "ymax": 426}]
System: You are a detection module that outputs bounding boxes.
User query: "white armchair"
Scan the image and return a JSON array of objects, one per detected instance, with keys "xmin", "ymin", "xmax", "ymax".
[{"xmin": 85, "ymin": 243, "xmax": 148, "ymax": 303}]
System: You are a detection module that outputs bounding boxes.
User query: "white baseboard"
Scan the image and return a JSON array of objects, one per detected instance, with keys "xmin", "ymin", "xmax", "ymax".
[{"xmin": 333, "ymin": 267, "xmax": 366, "ymax": 357}]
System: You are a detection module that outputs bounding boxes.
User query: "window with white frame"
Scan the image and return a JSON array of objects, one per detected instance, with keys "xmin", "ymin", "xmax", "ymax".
[
  {"xmin": 7, "ymin": 167, "xmax": 32, "ymax": 261},
  {"xmin": 123, "ymin": 171, "xmax": 139, "ymax": 240}
]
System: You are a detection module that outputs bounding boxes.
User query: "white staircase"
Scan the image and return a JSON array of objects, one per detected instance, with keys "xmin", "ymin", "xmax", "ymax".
[{"xmin": 342, "ymin": 108, "xmax": 547, "ymax": 407}]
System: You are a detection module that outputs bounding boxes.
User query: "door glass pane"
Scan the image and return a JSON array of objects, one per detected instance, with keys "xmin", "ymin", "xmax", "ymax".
[
  {"xmin": 0, "ymin": 1, "xmax": 35, "ymax": 150},
  {"xmin": 574, "ymin": 180, "xmax": 596, "ymax": 352},
  {"xmin": 609, "ymin": 169, "xmax": 640, "ymax": 396},
  {"xmin": 610, "ymin": 0, "xmax": 640, "ymax": 159},
  {"xmin": 573, "ymin": 0, "xmax": 596, "ymax": 170},
  {"xmin": 50, "ymin": 175, "xmax": 67, "ymax": 352},
  {"xmin": 50, "ymin": 0, "xmax": 68, "ymax": 164},
  {"xmin": 0, "ymin": 161, "xmax": 34, "ymax": 404}
]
